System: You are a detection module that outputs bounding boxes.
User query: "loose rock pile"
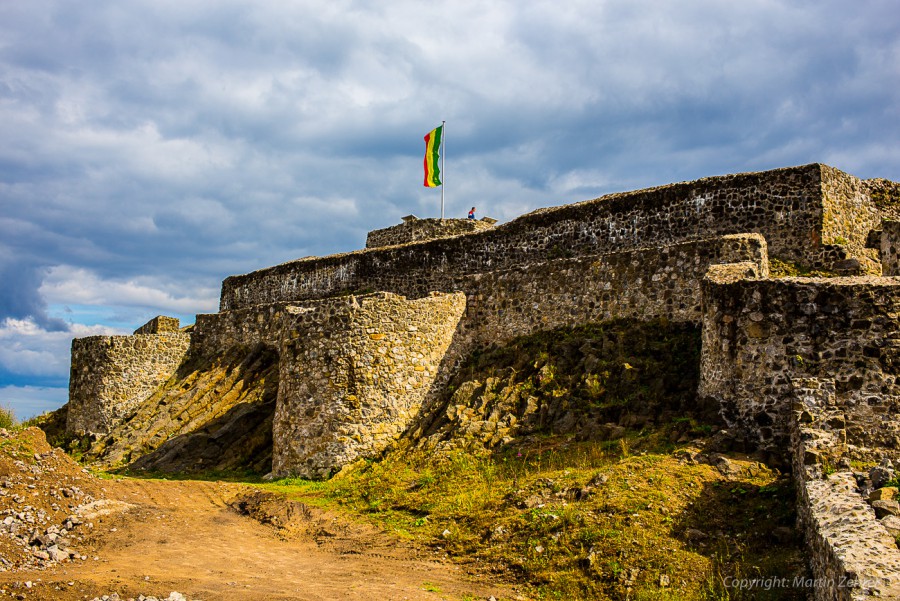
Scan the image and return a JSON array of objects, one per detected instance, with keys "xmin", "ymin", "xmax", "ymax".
[
  {"xmin": 88, "ymin": 593, "xmax": 195, "ymax": 601},
  {"xmin": 0, "ymin": 428, "xmax": 106, "ymax": 572}
]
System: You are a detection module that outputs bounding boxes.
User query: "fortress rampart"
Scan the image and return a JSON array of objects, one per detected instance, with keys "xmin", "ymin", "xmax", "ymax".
[
  {"xmin": 67, "ymin": 320, "xmax": 190, "ymax": 436},
  {"xmin": 164, "ymin": 233, "xmax": 766, "ymax": 478},
  {"xmin": 219, "ymin": 163, "xmax": 881, "ymax": 312},
  {"xmin": 65, "ymin": 163, "xmax": 900, "ymax": 597}
]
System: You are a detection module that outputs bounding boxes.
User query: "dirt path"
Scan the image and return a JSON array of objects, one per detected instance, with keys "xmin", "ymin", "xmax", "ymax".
[{"xmin": 0, "ymin": 478, "xmax": 519, "ymax": 601}]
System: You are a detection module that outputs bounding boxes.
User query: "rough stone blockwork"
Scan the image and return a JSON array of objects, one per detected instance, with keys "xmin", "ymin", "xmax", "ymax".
[
  {"xmin": 455, "ymin": 234, "xmax": 767, "ymax": 348},
  {"xmin": 820, "ymin": 165, "xmax": 882, "ymax": 273},
  {"xmin": 67, "ymin": 329, "xmax": 190, "ymax": 436},
  {"xmin": 132, "ymin": 315, "xmax": 181, "ymax": 335},
  {"xmin": 191, "ymin": 302, "xmax": 296, "ymax": 355},
  {"xmin": 170, "ymin": 234, "xmax": 766, "ymax": 477},
  {"xmin": 271, "ymin": 292, "xmax": 466, "ymax": 478},
  {"xmin": 366, "ymin": 217, "xmax": 493, "ymax": 248},
  {"xmin": 193, "ymin": 234, "xmax": 768, "ymax": 464},
  {"xmin": 220, "ymin": 164, "xmax": 881, "ymax": 311},
  {"xmin": 883, "ymin": 221, "xmax": 900, "ymax": 276},
  {"xmin": 791, "ymin": 379, "xmax": 900, "ymax": 600},
  {"xmin": 701, "ymin": 275, "xmax": 900, "ymax": 455}
]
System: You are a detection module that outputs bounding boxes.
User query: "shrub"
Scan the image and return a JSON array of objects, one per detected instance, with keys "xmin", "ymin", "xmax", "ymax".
[{"xmin": 0, "ymin": 406, "xmax": 16, "ymax": 429}]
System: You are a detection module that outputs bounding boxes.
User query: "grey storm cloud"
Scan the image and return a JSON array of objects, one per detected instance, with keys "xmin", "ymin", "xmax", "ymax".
[{"xmin": 0, "ymin": 0, "xmax": 899, "ymax": 418}]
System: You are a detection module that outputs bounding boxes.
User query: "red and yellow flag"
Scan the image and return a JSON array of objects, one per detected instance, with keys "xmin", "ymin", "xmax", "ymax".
[{"xmin": 423, "ymin": 125, "xmax": 443, "ymax": 187}]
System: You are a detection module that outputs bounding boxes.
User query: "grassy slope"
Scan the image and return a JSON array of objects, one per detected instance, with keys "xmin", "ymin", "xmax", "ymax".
[
  {"xmin": 254, "ymin": 320, "xmax": 808, "ymax": 600},
  {"xmin": 260, "ymin": 435, "xmax": 805, "ymax": 600}
]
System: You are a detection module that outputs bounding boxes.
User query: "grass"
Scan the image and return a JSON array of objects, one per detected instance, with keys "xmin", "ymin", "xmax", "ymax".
[
  {"xmin": 0, "ymin": 405, "xmax": 15, "ymax": 430},
  {"xmin": 768, "ymin": 258, "xmax": 840, "ymax": 278},
  {"xmin": 252, "ymin": 429, "xmax": 807, "ymax": 600}
]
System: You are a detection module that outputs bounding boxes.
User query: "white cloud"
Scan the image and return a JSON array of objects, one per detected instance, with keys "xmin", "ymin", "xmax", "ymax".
[
  {"xmin": 0, "ymin": 317, "xmax": 120, "ymax": 380},
  {"xmin": 39, "ymin": 266, "xmax": 219, "ymax": 315},
  {"xmin": 0, "ymin": 385, "xmax": 69, "ymax": 422}
]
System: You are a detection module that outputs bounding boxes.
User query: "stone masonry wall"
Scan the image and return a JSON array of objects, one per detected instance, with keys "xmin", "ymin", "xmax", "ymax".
[
  {"xmin": 221, "ymin": 164, "xmax": 878, "ymax": 311},
  {"xmin": 271, "ymin": 292, "xmax": 466, "ymax": 478},
  {"xmin": 366, "ymin": 218, "xmax": 493, "ymax": 248},
  {"xmin": 791, "ymin": 378, "xmax": 900, "ymax": 600},
  {"xmin": 186, "ymin": 234, "xmax": 766, "ymax": 476},
  {"xmin": 191, "ymin": 302, "xmax": 296, "ymax": 357},
  {"xmin": 186, "ymin": 234, "xmax": 756, "ymax": 477},
  {"xmin": 700, "ymin": 274, "xmax": 900, "ymax": 455},
  {"xmin": 132, "ymin": 316, "xmax": 181, "ymax": 335},
  {"xmin": 454, "ymin": 234, "xmax": 768, "ymax": 349},
  {"xmin": 882, "ymin": 221, "xmax": 900, "ymax": 276},
  {"xmin": 821, "ymin": 165, "xmax": 882, "ymax": 274},
  {"xmin": 67, "ymin": 331, "xmax": 190, "ymax": 436}
]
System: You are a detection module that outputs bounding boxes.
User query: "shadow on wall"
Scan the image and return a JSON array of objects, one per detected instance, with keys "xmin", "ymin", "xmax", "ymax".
[
  {"xmin": 94, "ymin": 343, "xmax": 280, "ymax": 474},
  {"xmin": 126, "ymin": 397, "xmax": 275, "ymax": 474}
]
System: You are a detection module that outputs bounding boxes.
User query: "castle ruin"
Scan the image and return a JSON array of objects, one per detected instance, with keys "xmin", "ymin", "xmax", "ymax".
[{"xmin": 66, "ymin": 163, "xmax": 900, "ymax": 599}]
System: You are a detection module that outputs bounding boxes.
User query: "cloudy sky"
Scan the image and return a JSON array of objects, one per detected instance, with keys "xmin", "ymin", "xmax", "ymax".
[{"xmin": 1, "ymin": 1, "xmax": 899, "ymax": 420}]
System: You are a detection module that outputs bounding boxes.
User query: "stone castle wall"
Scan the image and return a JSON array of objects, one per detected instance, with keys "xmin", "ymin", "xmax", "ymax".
[
  {"xmin": 67, "ymin": 330, "xmax": 191, "ymax": 435},
  {"xmin": 366, "ymin": 217, "xmax": 493, "ymax": 248},
  {"xmin": 64, "ymin": 162, "xmax": 900, "ymax": 596},
  {"xmin": 820, "ymin": 165, "xmax": 882, "ymax": 273},
  {"xmin": 272, "ymin": 292, "xmax": 466, "ymax": 478},
  {"xmin": 132, "ymin": 315, "xmax": 182, "ymax": 335},
  {"xmin": 700, "ymin": 274, "xmax": 900, "ymax": 456},
  {"xmin": 168, "ymin": 233, "xmax": 766, "ymax": 477},
  {"xmin": 221, "ymin": 164, "xmax": 880, "ymax": 312},
  {"xmin": 790, "ymin": 379, "xmax": 900, "ymax": 600},
  {"xmin": 882, "ymin": 221, "xmax": 900, "ymax": 276}
]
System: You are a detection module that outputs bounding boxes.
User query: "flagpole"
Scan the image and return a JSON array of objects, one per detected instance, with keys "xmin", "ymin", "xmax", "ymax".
[{"xmin": 440, "ymin": 120, "xmax": 445, "ymax": 220}]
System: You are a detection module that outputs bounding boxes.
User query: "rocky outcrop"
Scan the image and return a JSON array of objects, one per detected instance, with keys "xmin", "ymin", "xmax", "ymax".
[{"xmin": 414, "ymin": 319, "xmax": 707, "ymax": 453}]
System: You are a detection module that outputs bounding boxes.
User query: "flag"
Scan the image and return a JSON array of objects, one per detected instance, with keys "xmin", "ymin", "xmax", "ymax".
[{"xmin": 423, "ymin": 125, "xmax": 442, "ymax": 187}]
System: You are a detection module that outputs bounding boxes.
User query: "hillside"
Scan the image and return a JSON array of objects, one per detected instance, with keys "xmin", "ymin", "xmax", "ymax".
[{"xmin": 257, "ymin": 320, "xmax": 807, "ymax": 599}]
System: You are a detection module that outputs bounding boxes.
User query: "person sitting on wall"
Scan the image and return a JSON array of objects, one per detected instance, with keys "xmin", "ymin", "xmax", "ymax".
[{"xmin": 468, "ymin": 207, "xmax": 476, "ymax": 220}]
